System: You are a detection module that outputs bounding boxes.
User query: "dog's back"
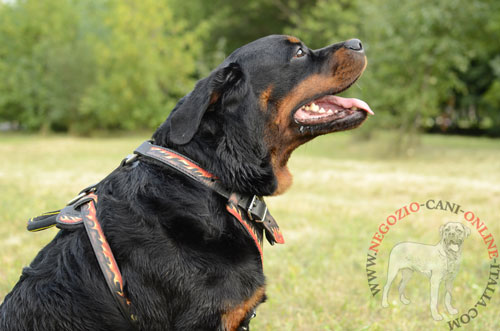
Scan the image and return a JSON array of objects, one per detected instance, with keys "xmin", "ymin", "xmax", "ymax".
[
  {"xmin": 0, "ymin": 226, "xmax": 135, "ymax": 331},
  {"xmin": 389, "ymin": 242, "xmax": 446, "ymax": 275}
]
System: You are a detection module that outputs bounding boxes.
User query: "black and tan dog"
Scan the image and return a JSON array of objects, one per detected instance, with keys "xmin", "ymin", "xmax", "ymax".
[{"xmin": 0, "ymin": 35, "xmax": 372, "ymax": 330}]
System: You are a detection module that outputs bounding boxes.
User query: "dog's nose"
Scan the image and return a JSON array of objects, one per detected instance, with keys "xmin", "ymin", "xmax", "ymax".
[{"xmin": 344, "ymin": 39, "xmax": 363, "ymax": 52}]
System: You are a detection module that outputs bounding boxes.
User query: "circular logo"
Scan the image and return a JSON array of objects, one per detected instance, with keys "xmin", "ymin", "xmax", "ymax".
[{"xmin": 365, "ymin": 199, "xmax": 498, "ymax": 328}]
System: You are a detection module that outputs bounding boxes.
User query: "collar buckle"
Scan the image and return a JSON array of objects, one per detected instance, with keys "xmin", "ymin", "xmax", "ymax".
[{"xmin": 247, "ymin": 195, "xmax": 267, "ymax": 222}]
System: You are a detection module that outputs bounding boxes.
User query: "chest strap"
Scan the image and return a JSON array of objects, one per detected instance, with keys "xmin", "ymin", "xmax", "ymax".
[
  {"xmin": 27, "ymin": 191, "xmax": 136, "ymax": 327},
  {"xmin": 80, "ymin": 193, "xmax": 136, "ymax": 325}
]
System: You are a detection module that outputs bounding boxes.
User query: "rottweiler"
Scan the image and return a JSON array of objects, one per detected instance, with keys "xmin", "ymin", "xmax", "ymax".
[{"xmin": 0, "ymin": 35, "xmax": 372, "ymax": 331}]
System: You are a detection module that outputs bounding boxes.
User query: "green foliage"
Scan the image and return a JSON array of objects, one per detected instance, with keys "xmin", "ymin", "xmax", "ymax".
[
  {"xmin": 0, "ymin": 0, "xmax": 80, "ymax": 131},
  {"xmin": 76, "ymin": 0, "xmax": 200, "ymax": 133},
  {"xmin": 0, "ymin": 0, "xmax": 200, "ymax": 133},
  {"xmin": 288, "ymin": 0, "xmax": 500, "ymax": 138},
  {"xmin": 0, "ymin": 0, "xmax": 499, "ymax": 135}
]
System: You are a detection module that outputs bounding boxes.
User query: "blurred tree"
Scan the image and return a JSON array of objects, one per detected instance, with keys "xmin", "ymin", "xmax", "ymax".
[
  {"xmin": 0, "ymin": 0, "xmax": 82, "ymax": 131},
  {"xmin": 287, "ymin": 0, "xmax": 500, "ymax": 143},
  {"xmin": 0, "ymin": 0, "xmax": 201, "ymax": 133},
  {"xmin": 76, "ymin": 0, "xmax": 200, "ymax": 133},
  {"xmin": 171, "ymin": 0, "xmax": 320, "ymax": 75},
  {"xmin": 0, "ymin": 0, "xmax": 499, "ymax": 137},
  {"xmin": 458, "ymin": 0, "xmax": 500, "ymax": 136}
]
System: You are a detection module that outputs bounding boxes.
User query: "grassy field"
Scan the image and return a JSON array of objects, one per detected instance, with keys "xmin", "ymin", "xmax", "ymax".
[{"xmin": 0, "ymin": 131, "xmax": 499, "ymax": 330}]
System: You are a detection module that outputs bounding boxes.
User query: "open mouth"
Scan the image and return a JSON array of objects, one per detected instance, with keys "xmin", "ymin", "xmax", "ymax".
[
  {"xmin": 446, "ymin": 238, "xmax": 462, "ymax": 252},
  {"xmin": 293, "ymin": 95, "xmax": 374, "ymax": 131}
]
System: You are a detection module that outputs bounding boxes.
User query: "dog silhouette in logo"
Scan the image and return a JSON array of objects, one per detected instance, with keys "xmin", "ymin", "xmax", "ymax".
[{"xmin": 381, "ymin": 222, "xmax": 470, "ymax": 321}]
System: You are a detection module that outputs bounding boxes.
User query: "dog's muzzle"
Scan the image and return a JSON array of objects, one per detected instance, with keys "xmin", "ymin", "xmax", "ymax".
[{"xmin": 444, "ymin": 235, "xmax": 463, "ymax": 252}]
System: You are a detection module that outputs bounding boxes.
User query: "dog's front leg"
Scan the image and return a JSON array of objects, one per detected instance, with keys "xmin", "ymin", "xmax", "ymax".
[
  {"xmin": 444, "ymin": 279, "xmax": 458, "ymax": 315},
  {"xmin": 429, "ymin": 275, "xmax": 443, "ymax": 321}
]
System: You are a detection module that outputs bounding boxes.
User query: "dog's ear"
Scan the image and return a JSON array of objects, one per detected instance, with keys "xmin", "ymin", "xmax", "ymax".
[
  {"xmin": 463, "ymin": 224, "xmax": 471, "ymax": 237},
  {"xmin": 169, "ymin": 62, "xmax": 247, "ymax": 145},
  {"xmin": 439, "ymin": 224, "xmax": 445, "ymax": 238}
]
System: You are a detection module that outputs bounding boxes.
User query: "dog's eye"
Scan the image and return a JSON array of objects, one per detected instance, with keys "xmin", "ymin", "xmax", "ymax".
[{"xmin": 294, "ymin": 48, "xmax": 306, "ymax": 58}]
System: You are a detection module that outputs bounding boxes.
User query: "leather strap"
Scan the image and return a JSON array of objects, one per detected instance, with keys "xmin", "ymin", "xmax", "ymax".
[
  {"xmin": 27, "ymin": 193, "xmax": 136, "ymax": 328},
  {"xmin": 133, "ymin": 141, "xmax": 284, "ymax": 246},
  {"xmin": 80, "ymin": 193, "xmax": 136, "ymax": 327},
  {"xmin": 226, "ymin": 194, "xmax": 264, "ymax": 266},
  {"xmin": 27, "ymin": 210, "xmax": 60, "ymax": 232},
  {"xmin": 26, "ymin": 140, "xmax": 284, "ymax": 327}
]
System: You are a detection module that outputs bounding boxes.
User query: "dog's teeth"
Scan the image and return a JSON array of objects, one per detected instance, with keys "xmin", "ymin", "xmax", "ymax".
[
  {"xmin": 352, "ymin": 107, "xmax": 358, "ymax": 111},
  {"xmin": 327, "ymin": 109, "xmax": 333, "ymax": 114},
  {"xmin": 311, "ymin": 103, "xmax": 319, "ymax": 112},
  {"xmin": 319, "ymin": 108, "xmax": 326, "ymax": 113}
]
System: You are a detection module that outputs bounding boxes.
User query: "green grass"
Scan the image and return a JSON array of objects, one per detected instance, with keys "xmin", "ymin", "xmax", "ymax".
[{"xmin": 1, "ymin": 131, "xmax": 499, "ymax": 330}]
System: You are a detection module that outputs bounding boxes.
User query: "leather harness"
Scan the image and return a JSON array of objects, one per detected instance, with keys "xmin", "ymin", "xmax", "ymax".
[{"xmin": 27, "ymin": 141, "xmax": 284, "ymax": 326}]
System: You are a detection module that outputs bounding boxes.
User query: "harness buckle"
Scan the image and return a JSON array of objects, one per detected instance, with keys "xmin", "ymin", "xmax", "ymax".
[
  {"xmin": 67, "ymin": 184, "xmax": 96, "ymax": 205},
  {"xmin": 121, "ymin": 153, "xmax": 138, "ymax": 166},
  {"xmin": 67, "ymin": 192, "xmax": 87, "ymax": 206},
  {"xmin": 247, "ymin": 195, "xmax": 267, "ymax": 222}
]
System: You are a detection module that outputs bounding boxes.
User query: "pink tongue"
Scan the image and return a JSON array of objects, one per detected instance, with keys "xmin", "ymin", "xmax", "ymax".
[{"xmin": 320, "ymin": 95, "xmax": 374, "ymax": 115}]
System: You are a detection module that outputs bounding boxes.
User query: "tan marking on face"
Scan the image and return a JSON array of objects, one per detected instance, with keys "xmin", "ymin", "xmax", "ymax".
[
  {"xmin": 286, "ymin": 36, "xmax": 301, "ymax": 43},
  {"xmin": 222, "ymin": 286, "xmax": 265, "ymax": 331},
  {"xmin": 264, "ymin": 48, "xmax": 366, "ymax": 195},
  {"xmin": 259, "ymin": 85, "xmax": 273, "ymax": 110}
]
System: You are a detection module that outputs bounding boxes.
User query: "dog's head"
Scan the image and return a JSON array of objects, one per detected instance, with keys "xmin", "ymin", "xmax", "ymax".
[
  {"xmin": 155, "ymin": 35, "xmax": 372, "ymax": 195},
  {"xmin": 440, "ymin": 222, "xmax": 470, "ymax": 253}
]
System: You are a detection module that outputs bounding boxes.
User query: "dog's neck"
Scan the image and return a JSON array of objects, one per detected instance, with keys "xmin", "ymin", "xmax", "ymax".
[{"xmin": 152, "ymin": 119, "xmax": 277, "ymax": 197}]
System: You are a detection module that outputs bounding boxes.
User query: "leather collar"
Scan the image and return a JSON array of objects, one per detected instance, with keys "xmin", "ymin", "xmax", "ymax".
[{"xmin": 132, "ymin": 141, "xmax": 285, "ymax": 264}]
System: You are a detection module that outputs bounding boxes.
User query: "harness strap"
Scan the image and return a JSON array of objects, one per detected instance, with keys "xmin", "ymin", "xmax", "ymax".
[
  {"xmin": 226, "ymin": 194, "xmax": 264, "ymax": 266},
  {"xmin": 26, "ymin": 140, "xmax": 284, "ymax": 327},
  {"xmin": 133, "ymin": 141, "xmax": 284, "ymax": 246},
  {"xmin": 27, "ymin": 192, "xmax": 136, "ymax": 328},
  {"xmin": 80, "ymin": 193, "xmax": 136, "ymax": 326},
  {"xmin": 27, "ymin": 210, "xmax": 60, "ymax": 232}
]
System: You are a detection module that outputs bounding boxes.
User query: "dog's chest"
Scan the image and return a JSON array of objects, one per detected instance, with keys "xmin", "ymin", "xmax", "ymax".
[
  {"xmin": 445, "ymin": 256, "xmax": 460, "ymax": 276},
  {"xmin": 221, "ymin": 286, "xmax": 265, "ymax": 331}
]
